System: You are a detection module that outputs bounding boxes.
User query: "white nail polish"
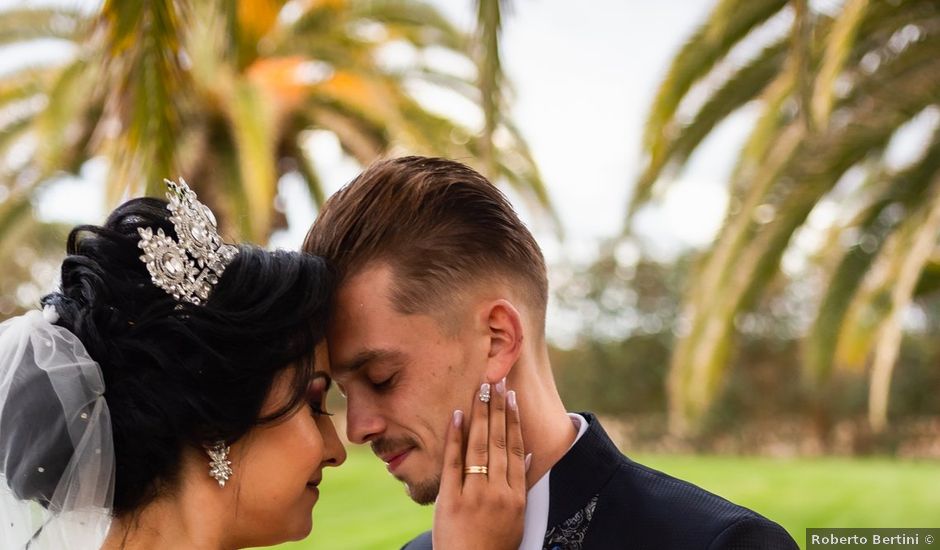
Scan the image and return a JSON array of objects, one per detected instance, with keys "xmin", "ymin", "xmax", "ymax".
[{"xmin": 524, "ymin": 453, "xmax": 532, "ymax": 472}]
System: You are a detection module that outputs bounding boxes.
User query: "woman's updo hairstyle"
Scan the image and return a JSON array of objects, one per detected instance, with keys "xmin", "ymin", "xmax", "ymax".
[{"xmin": 36, "ymin": 197, "xmax": 333, "ymax": 515}]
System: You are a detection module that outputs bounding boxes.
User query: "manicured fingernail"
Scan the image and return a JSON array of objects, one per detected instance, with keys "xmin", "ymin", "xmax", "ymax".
[
  {"xmin": 495, "ymin": 377, "xmax": 506, "ymax": 395},
  {"xmin": 507, "ymin": 390, "xmax": 517, "ymax": 411},
  {"xmin": 453, "ymin": 409, "xmax": 463, "ymax": 428},
  {"xmin": 524, "ymin": 453, "xmax": 532, "ymax": 472},
  {"xmin": 479, "ymin": 383, "xmax": 491, "ymax": 403}
]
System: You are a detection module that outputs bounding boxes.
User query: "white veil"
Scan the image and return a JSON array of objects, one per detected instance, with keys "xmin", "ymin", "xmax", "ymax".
[{"xmin": 0, "ymin": 307, "xmax": 114, "ymax": 549}]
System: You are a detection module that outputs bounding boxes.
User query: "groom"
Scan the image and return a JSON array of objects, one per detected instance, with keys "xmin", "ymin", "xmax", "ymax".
[{"xmin": 304, "ymin": 156, "xmax": 797, "ymax": 549}]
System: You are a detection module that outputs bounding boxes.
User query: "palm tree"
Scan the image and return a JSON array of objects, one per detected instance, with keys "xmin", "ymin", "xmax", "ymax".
[
  {"xmin": 0, "ymin": 0, "xmax": 555, "ymax": 248},
  {"xmin": 630, "ymin": 0, "xmax": 940, "ymax": 436}
]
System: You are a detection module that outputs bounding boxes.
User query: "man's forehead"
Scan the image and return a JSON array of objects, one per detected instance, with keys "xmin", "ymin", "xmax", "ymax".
[
  {"xmin": 330, "ymin": 264, "xmax": 397, "ymax": 323},
  {"xmin": 340, "ymin": 262, "xmax": 395, "ymax": 297},
  {"xmin": 331, "ymin": 347, "xmax": 407, "ymax": 378}
]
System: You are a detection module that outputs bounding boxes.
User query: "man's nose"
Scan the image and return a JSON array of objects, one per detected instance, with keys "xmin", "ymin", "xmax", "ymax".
[{"xmin": 345, "ymin": 395, "xmax": 386, "ymax": 444}]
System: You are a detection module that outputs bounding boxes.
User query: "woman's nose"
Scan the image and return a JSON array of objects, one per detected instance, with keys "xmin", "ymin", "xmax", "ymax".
[{"xmin": 322, "ymin": 416, "xmax": 347, "ymax": 467}]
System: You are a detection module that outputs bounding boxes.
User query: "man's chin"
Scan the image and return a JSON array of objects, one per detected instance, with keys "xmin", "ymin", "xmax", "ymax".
[{"xmin": 404, "ymin": 475, "xmax": 440, "ymax": 505}]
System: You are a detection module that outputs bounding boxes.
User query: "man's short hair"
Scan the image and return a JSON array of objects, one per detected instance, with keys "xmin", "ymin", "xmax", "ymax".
[{"xmin": 303, "ymin": 156, "xmax": 548, "ymax": 333}]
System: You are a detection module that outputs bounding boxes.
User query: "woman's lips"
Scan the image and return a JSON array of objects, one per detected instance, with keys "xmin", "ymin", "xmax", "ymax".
[{"xmin": 305, "ymin": 476, "xmax": 321, "ymax": 493}]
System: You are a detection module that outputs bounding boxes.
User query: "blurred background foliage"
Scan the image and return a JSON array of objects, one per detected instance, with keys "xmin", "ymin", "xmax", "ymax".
[
  {"xmin": 619, "ymin": 0, "xmax": 940, "ymax": 441},
  {"xmin": 0, "ymin": 0, "xmax": 555, "ymax": 305},
  {"xmin": 2, "ymin": 0, "xmax": 939, "ymax": 458}
]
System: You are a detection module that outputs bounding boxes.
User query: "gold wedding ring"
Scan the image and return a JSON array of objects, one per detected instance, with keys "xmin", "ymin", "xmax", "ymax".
[{"xmin": 464, "ymin": 465, "xmax": 488, "ymax": 475}]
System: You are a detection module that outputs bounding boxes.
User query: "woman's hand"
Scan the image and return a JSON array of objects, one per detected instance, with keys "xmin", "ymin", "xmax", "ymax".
[{"xmin": 433, "ymin": 379, "xmax": 527, "ymax": 550}]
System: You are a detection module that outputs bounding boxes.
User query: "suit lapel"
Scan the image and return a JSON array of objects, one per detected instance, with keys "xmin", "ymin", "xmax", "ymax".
[{"xmin": 542, "ymin": 414, "xmax": 621, "ymax": 550}]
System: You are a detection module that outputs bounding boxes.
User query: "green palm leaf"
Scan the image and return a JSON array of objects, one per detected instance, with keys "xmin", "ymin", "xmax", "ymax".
[
  {"xmin": 641, "ymin": 0, "xmax": 788, "ymax": 161},
  {"xmin": 667, "ymin": 37, "xmax": 940, "ymax": 434},
  {"xmin": 805, "ymin": 129, "xmax": 940, "ymax": 383},
  {"xmin": 0, "ymin": 7, "xmax": 84, "ymax": 46},
  {"xmin": 811, "ymin": 0, "xmax": 868, "ymax": 126},
  {"xmin": 632, "ymin": 38, "xmax": 788, "ymax": 214},
  {"xmin": 866, "ymin": 175, "xmax": 940, "ymax": 432},
  {"xmin": 225, "ymin": 80, "xmax": 278, "ymax": 243},
  {"xmin": 1, "ymin": 0, "xmax": 553, "ymax": 262}
]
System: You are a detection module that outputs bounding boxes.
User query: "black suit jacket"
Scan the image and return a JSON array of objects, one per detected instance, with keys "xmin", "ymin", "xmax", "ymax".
[{"xmin": 401, "ymin": 413, "xmax": 797, "ymax": 550}]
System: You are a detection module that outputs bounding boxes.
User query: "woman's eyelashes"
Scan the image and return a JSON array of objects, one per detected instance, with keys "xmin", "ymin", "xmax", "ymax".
[
  {"xmin": 309, "ymin": 402, "xmax": 332, "ymax": 417},
  {"xmin": 307, "ymin": 394, "xmax": 332, "ymax": 417},
  {"xmin": 308, "ymin": 373, "xmax": 333, "ymax": 417}
]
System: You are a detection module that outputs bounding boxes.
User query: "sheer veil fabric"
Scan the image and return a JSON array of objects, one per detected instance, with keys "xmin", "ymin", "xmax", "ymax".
[{"xmin": 0, "ymin": 307, "xmax": 114, "ymax": 549}]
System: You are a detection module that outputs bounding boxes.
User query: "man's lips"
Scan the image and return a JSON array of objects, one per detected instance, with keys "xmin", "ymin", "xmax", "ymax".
[{"xmin": 378, "ymin": 448, "xmax": 413, "ymax": 473}]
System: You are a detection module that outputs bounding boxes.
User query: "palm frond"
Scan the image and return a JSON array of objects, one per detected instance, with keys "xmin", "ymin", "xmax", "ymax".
[
  {"xmin": 642, "ymin": 0, "xmax": 788, "ymax": 153},
  {"xmin": 495, "ymin": 117, "xmax": 561, "ymax": 233},
  {"xmin": 805, "ymin": 128, "xmax": 940, "ymax": 382},
  {"xmin": 33, "ymin": 59, "xmax": 97, "ymax": 173},
  {"xmin": 0, "ymin": 68, "xmax": 53, "ymax": 108},
  {"xmin": 211, "ymin": 126, "xmax": 254, "ymax": 241},
  {"xmin": 0, "ymin": 0, "xmax": 550, "ymax": 257},
  {"xmin": 0, "ymin": 7, "xmax": 85, "ymax": 46},
  {"xmin": 100, "ymin": 0, "xmax": 185, "ymax": 198},
  {"xmin": 234, "ymin": 0, "xmax": 287, "ymax": 67},
  {"xmin": 290, "ymin": 137, "xmax": 326, "ymax": 207},
  {"xmin": 0, "ymin": 189, "xmax": 32, "ymax": 238},
  {"xmin": 668, "ymin": 48, "xmax": 940, "ymax": 434},
  {"xmin": 790, "ymin": 0, "xmax": 815, "ymax": 132},
  {"xmin": 867, "ymin": 175, "xmax": 940, "ymax": 432},
  {"xmin": 224, "ymin": 80, "xmax": 278, "ymax": 242},
  {"xmin": 474, "ymin": 0, "xmax": 504, "ymax": 178},
  {"xmin": 0, "ymin": 117, "xmax": 33, "ymax": 169},
  {"xmin": 347, "ymin": 0, "xmax": 466, "ymax": 50},
  {"xmin": 630, "ymin": 39, "xmax": 788, "ymax": 216},
  {"xmin": 810, "ymin": 0, "xmax": 869, "ymax": 126}
]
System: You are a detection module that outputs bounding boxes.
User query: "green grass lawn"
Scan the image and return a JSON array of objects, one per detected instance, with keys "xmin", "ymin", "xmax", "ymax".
[{"xmin": 265, "ymin": 447, "xmax": 940, "ymax": 550}]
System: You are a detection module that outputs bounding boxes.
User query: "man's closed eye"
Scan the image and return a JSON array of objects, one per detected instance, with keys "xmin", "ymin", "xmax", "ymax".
[{"xmin": 371, "ymin": 373, "xmax": 397, "ymax": 391}]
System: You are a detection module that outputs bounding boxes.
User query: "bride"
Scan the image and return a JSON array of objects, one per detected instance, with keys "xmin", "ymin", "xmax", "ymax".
[{"xmin": 0, "ymin": 180, "xmax": 525, "ymax": 549}]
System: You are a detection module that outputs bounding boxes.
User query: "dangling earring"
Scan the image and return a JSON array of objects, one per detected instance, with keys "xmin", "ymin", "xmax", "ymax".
[{"xmin": 206, "ymin": 441, "xmax": 233, "ymax": 487}]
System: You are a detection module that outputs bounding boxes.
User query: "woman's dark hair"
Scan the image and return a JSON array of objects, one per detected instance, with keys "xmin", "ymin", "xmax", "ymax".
[{"xmin": 20, "ymin": 197, "xmax": 332, "ymax": 515}]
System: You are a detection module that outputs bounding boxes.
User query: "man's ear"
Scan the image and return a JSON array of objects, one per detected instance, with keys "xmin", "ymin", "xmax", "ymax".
[{"xmin": 482, "ymin": 299, "xmax": 524, "ymax": 382}]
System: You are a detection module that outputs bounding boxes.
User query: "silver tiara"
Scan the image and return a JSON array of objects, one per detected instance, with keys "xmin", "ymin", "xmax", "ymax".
[{"xmin": 137, "ymin": 178, "xmax": 239, "ymax": 305}]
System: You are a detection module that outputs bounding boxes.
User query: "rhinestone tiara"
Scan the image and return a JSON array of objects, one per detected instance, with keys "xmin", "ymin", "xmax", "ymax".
[{"xmin": 137, "ymin": 178, "xmax": 239, "ymax": 305}]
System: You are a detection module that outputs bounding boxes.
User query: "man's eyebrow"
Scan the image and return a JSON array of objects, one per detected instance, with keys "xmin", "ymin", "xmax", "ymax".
[{"xmin": 334, "ymin": 348, "xmax": 405, "ymax": 376}]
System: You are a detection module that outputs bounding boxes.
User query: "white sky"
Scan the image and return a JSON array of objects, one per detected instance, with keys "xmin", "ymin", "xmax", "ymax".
[{"xmin": 492, "ymin": 0, "xmax": 726, "ymax": 253}]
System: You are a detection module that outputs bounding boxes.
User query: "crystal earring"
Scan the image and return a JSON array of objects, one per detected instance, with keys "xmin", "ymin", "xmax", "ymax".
[
  {"xmin": 206, "ymin": 441, "xmax": 233, "ymax": 487},
  {"xmin": 479, "ymin": 383, "xmax": 491, "ymax": 403}
]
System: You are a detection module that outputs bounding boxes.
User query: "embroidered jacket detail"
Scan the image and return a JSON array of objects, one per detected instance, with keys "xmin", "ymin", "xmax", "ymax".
[{"xmin": 542, "ymin": 495, "xmax": 599, "ymax": 550}]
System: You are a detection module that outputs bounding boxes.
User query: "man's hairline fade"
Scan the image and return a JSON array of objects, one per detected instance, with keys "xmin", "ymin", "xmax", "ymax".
[
  {"xmin": 303, "ymin": 155, "xmax": 549, "ymax": 339},
  {"xmin": 341, "ymin": 257, "xmax": 541, "ymax": 340}
]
